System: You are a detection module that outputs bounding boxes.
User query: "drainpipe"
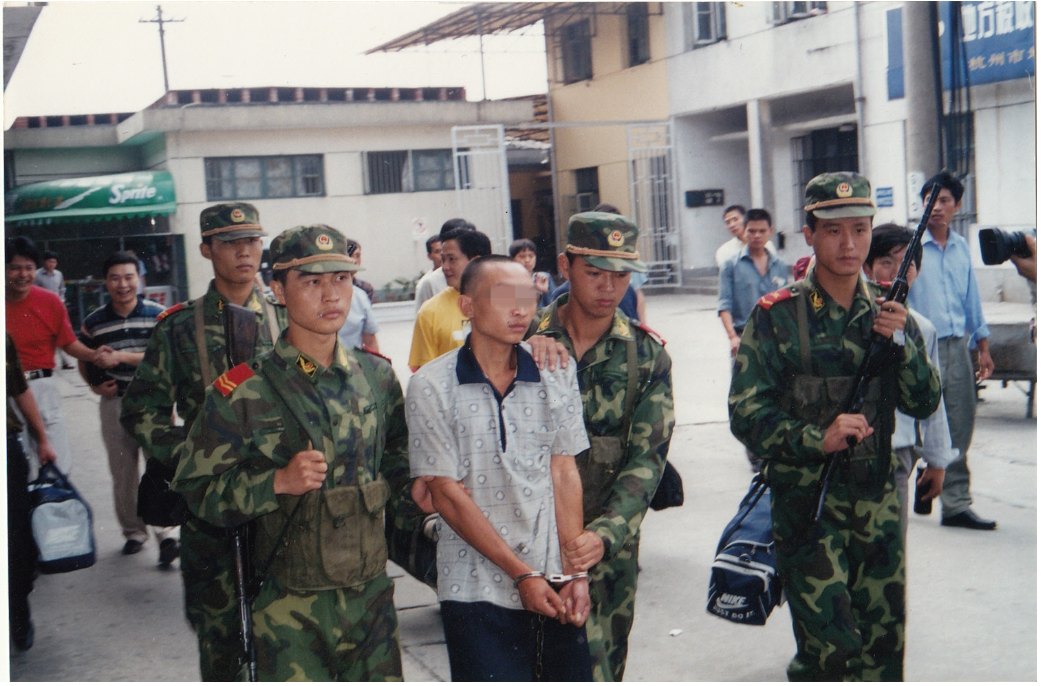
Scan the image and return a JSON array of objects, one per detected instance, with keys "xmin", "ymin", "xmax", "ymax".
[
  {"xmin": 853, "ymin": 2, "xmax": 866, "ymax": 177},
  {"xmin": 546, "ymin": 23, "xmax": 562, "ymax": 259}
]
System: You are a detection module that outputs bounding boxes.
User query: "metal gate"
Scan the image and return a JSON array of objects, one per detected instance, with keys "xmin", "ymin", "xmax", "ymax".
[
  {"xmin": 628, "ymin": 123, "xmax": 681, "ymax": 286},
  {"xmin": 452, "ymin": 121, "xmax": 681, "ymax": 287},
  {"xmin": 452, "ymin": 125, "xmax": 513, "ymax": 255}
]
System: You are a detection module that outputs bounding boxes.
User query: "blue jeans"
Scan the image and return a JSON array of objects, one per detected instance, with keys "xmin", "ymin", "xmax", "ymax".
[{"xmin": 440, "ymin": 600, "xmax": 592, "ymax": 682}]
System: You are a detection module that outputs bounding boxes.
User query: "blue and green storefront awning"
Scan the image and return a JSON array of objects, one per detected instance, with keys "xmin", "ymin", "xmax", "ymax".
[{"xmin": 5, "ymin": 171, "xmax": 177, "ymax": 225}]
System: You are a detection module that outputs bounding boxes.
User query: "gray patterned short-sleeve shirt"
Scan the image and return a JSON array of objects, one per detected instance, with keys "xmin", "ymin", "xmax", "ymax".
[{"xmin": 405, "ymin": 340, "xmax": 589, "ymax": 610}]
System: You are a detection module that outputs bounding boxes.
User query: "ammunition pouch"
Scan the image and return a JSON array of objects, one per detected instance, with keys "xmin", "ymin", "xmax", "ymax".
[{"xmin": 256, "ymin": 475, "xmax": 390, "ymax": 591}]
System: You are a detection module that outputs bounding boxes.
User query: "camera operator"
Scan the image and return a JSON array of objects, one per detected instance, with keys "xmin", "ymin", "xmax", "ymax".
[{"xmin": 1010, "ymin": 234, "xmax": 1036, "ymax": 283}]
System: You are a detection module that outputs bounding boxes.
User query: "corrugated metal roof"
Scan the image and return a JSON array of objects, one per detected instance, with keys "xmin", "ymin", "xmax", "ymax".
[{"xmin": 366, "ymin": 2, "xmax": 635, "ymax": 53}]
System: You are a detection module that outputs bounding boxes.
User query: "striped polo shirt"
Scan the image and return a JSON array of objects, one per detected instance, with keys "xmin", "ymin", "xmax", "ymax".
[{"xmin": 79, "ymin": 296, "xmax": 165, "ymax": 392}]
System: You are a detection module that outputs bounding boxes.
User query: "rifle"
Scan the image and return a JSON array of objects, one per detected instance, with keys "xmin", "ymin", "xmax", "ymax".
[
  {"xmin": 223, "ymin": 303, "xmax": 260, "ymax": 682},
  {"xmin": 811, "ymin": 182, "xmax": 942, "ymax": 524}
]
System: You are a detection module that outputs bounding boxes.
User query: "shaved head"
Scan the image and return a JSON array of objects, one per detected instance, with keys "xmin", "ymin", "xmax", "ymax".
[{"xmin": 459, "ymin": 255, "xmax": 522, "ymax": 295}]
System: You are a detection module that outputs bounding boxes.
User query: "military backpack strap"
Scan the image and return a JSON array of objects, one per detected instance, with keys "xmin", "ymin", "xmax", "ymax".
[
  {"xmin": 351, "ymin": 349, "xmax": 386, "ymax": 474},
  {"xmin": 620, "ymin": 336, "xmax": 639, "ymax": 441},
  {"xmin": 796, "ymin": 289, "xmax": 813, "ymax": 375},
  {"xmin": 192, "ymin": 297, "xmax": 214, "ymax": 387},
  {"xmin": 260, "ymin": 296, "xmax": 281, "ymax": 346}
]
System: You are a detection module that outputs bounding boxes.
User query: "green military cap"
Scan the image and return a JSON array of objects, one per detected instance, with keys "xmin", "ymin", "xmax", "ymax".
[
  {"xmin": 803, "ymin": 172, "xmax": 876, "ymax": 219},
  {"xmin": 565, "ymin": 211, "xmax": 648, "ymax": 273},
  {"xmin": 270, "ymin": 224, "xmax": 360, "ymax": 274},
  {"xmin": 199, "ymin": 202, "xmax": 267, "ymax": 241}
]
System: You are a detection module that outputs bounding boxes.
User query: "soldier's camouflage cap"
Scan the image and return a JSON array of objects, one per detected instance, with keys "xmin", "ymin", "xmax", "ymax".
[
  {"xmin": 199, "ymin": 202, "xmax": 267, "ymax": 241},
  {"xmin": 803, "ymin": 172, "xmax": 876, "ymax": 220},
  {"xmin": 566, "ymin": 211, "xmax": 648, "ymax": 273},
  {"xmin": 270, "ymin": 224, "xmax": 360, "ymax": 274}
]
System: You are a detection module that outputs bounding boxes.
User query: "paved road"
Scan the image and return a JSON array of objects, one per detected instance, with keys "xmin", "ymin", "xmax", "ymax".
[{"xmin": 9, "ymin": 294, "xmax": 1036, "ymax": 681}]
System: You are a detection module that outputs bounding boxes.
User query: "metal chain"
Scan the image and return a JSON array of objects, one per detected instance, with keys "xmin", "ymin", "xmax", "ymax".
[{"xmin": 535, "ymin": 614, "xmax": 545, "ymax": 681}]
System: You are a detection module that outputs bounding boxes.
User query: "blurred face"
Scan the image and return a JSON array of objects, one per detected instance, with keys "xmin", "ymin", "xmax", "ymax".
[
  {"xmin": 105, "ymin": 263, "xmax": 140, "ymax": 309},
  {"xmin": 44, "ymin": 258, "xmax": 58, "ymax": 273},
  {"xmin": 558, "ymin": 255, "xmax": 631, "ymax": 321},
  {"xmin": 6, "ymin": 255, "xmax": 36, "ymax": 301},
  {"xmin": 865, "ymin": 243, "xmax": 918, "ymax": 288},
  {"xmin": 724, "ymin": 210, "xmax": 745, "ymax": 239},
  {"xmin": 271, "ymin": 270, "xmax": 354, "ymax": 336},
  {"xmin": 201, "ymin": 237, "xmax": 263, "ymax": 287},
  {"xmin": 925, "ymin": 188, "xmax": 961, "ymax": 234},
  {"xmin": 351, "ymin": 246, "xmax": 362, "ymax": 265},
  {"xmin": 803, "ymin": 217, "xmax": 872, "ymax": 281},
  {"xmin": 440, "ymin": 239, "xmax": 471, "ymax": 290},
  {"xmin": 513, "ymin": 249, "xmax": 537, "ymax": 274},
  {"xmin": 743, "ymin": 220, "xmax": 773, "ymax": 252},
  {"xmin": 460, "ymin": 262, "xmax": 539, "ymax": 346},
  {"xmin": 428, "ymin": 241, "xmax": 442, "ymax": 268}
]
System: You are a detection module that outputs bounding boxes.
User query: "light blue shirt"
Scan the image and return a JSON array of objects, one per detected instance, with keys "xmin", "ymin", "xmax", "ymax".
[
  {"xmin": 337, "ymin": 285, "xmax": 379, "ymax": 349},
  {"xmin": 893, "ymin": 308, "xmax": 955, "ymax": 468},
  {"xmin": 907, "ymin": 230, "xmax": 989, "ymax": 344},
  {"xmin": 717, "ymin": 246, "xmax": 789, "ymax": 330}
]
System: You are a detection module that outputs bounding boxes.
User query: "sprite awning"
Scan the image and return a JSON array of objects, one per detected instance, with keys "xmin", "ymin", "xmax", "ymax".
[{"xmin": 5, "ymin": 171, "xmax": 177, "ymax": 224}]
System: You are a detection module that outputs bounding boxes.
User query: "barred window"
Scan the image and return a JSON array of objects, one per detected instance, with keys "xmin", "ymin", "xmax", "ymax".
[
  {"xmin": 204, "ymin": 155, "xmax": 324, "ymax": 201},
  {"xmin": 365, "ymin": 149, "xmax": 456, "ymax": 194}
]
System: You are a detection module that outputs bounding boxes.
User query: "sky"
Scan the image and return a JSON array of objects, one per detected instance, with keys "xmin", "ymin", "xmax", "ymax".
[{"xmin": 3, "ymin": 1, "xmax": 549, "ymax": 128}]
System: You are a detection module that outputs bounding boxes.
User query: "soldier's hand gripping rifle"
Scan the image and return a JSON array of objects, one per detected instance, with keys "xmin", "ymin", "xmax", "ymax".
[
  {"xmin": 224, "ymin": 303, "xmax": 260, "ymax": 682},
  {"xmin": 812, "ymin": 183, "xmax": 942, "ymax": 524}
]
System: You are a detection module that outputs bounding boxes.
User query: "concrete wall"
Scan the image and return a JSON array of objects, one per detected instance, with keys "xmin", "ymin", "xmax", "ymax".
[
  {"xmin": 9, "ymin": 145, "xmax": 142, "ymax": 185},
  {"xmin": 663, "ymin": 0, "xmax": 1035, "ymax": 290},
  {"xmin": 165, "ymin": 125, "xmax": 463, "ymax": 298},
  {"xmin": 546, "ymin": 4, "xmax": 669, "ymax": 225}
]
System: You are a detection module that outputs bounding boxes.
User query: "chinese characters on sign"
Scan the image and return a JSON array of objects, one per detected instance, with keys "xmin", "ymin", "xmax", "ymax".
[{"xmin": 948, "ymin": 1, "xmax": 1035, "ymax": 85}]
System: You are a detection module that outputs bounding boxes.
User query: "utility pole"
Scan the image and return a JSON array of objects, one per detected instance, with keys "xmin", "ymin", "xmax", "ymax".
[
  {"xmin": 902, "ymin": 1, "xmax": 941, "ymax": 219},
  {"xmin": 140, "ymin": 5, "xmax": 184, "ymax": 94}
]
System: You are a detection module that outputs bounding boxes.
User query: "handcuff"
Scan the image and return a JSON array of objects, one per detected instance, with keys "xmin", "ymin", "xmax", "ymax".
[{"xmin": 513, "ymin": 571, "xmax": 589, "ymax": 587}]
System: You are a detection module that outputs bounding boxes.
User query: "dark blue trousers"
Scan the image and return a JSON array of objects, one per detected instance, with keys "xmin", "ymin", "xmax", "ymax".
[{"xmin": 440, "ymin": 600, "xmax": 592, "ymax": 682}]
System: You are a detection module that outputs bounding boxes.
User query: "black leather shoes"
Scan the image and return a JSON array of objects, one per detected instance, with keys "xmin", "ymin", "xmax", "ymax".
[
  {"xmin": 122, "ymin": 539, "xmax": 144, "ymax": 555},
  {"xmin": 12, "ymin": 623, "xmax": 34, "ymax": 652},
  {"xmin": 941, "ymin": 509, "xmax": 997, "ymax": 530},
  {"xmin": 158, "ymin": 539, "xmax": 180, "ymax": 568}
]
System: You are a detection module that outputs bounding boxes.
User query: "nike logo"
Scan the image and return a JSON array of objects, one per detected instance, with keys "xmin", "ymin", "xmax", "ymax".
[{"xmin": 714, "ymin": 593, "xmax": 749, "ymax": 610}]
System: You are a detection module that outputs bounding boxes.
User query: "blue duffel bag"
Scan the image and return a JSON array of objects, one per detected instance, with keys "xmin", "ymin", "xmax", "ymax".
[
  {"xmin": 706, "ymin": 474, "xmax": 784, "ymax": 625},
  {"xmin": 28, "ymin": 463, "xmax": 96, "ymax": 574}
]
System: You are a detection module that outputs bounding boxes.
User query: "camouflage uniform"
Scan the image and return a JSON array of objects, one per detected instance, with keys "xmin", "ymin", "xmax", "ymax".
[
  {"xmin": 729, "ymin": 173, "xmax": 941, "ymax": 681},
  {"xmin": 120, "ymin": 203, "xmax": 281, "ymax": 681},
  {"xmin": 173, "ymin": 225, "xmax": 410, "ymax": 682},
  {"xmin": 527, "ymin": 211, "xmax": 675, "ymax": 682}
]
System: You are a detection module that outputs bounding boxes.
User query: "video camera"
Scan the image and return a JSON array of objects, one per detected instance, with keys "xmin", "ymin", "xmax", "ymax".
[{"xmin": 978, "ymin": 228, "xmax": 1034, "ymax": 265}]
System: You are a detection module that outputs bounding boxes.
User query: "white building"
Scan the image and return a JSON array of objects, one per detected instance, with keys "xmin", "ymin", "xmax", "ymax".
[
  {"xmin": 665, "ymin": 1, "xmax": 1035, "ymax": 301},
  {"xmin": 5, "ymin": 87, "xmax": 532, "ymax": 307}
]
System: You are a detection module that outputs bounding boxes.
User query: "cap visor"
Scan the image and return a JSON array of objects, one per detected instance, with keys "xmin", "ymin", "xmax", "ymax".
[
  {"xmin": 293, "ymin": 260, "xmax": 361, "ymax": 274},
  {"xmin": 213, "ymin": 229, "xmax": 268, "ymax": 241},
  {"xmin": 812, "ymin": 205, "xmax": 876, "ymax": 220},
  {"xmin": 583, "ymin": 255, "xmax": 649, "ymax": 273}
]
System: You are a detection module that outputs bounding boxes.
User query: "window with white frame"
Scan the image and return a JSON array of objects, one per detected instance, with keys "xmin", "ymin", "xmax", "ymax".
[
  {"xmin": 772, "ymin": 1, "xmax": 827, "ymax": 25},
  {"xmin": 205, "ymin": 155, "xmax": 324, "ymax": 201},
  {"xmin": 685, "ymin": 2, "xmax": 727, "ymax": 47},
  {"xmin": 365, "ymin": 149, "xmax": 456, "ymax": 195}
]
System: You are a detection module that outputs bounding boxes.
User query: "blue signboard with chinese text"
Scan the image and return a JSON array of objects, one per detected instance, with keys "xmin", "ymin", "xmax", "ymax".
[{"xmin": 941, "ymin": 1, "xmax": 1035, "ymax": 86}]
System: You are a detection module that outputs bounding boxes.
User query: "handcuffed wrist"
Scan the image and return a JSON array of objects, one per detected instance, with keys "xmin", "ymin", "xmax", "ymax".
[{"xmin": 513, "ymin": 570, "xmax": 545, "ymax": 586}]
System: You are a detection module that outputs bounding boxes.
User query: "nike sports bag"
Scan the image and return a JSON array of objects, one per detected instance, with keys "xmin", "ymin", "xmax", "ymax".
[{"xmin": 706, "ymin": 474, "xmax": 784, "ymax": 625}]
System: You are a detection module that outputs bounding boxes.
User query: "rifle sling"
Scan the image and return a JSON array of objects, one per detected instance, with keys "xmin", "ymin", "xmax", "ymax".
[{"xmin": 193, "ymin": 297, "xmax": 213, "ymax": 387}]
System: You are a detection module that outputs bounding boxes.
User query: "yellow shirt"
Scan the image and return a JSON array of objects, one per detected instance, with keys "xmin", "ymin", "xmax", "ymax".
[{"xmin": 408, "ymin": 287, "xmax": 470, "ymax": 368}]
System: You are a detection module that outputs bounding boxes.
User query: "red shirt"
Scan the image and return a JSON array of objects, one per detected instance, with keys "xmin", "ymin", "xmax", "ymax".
[{"xmin": 6, "ymin": 285, "xmax": 76, "ymax": 371}]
